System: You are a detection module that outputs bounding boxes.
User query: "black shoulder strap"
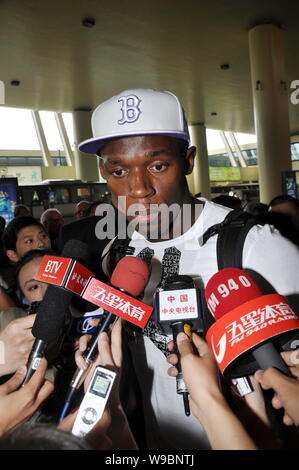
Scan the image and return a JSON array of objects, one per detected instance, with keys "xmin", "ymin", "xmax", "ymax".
[
  {"xmin": 108, "ymin": 235, "xmax": 135, "ymax": 273},
  {"xmin": 202, "ymin": 210, "xmax": 258, "ymax": 270}
]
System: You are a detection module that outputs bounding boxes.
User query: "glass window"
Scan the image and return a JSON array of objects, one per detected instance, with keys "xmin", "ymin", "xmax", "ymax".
[
  {"xmin": 52, "ymin": 156, "xmax": 67, "ymax": 166},
  {"xmin": 291, "ymin": 143, "xmax": 299, "ymax": 161},
  {"xmin": 77, "ymin": 187, "xmax": 91, "ymax": 200},
  {"xmin": 62, "ymin": 113, "xmax": 75, "ymax": 151},
  {"xmin": 0, "ymin": 156, "xmax": 43, "ymax": 166},
  {"xmin": 0, "ymin": 107, "xmax": 40, "ymax": 150},
  {"xmin": 39, "ymin": 111, "xmax": 64, "ymax": 150},
  {"xmin": 242, "ymin": 149, "xmax": 258, "ymax": 166},
  {"xmin": 208, "ymin": 153, "xmax": 231, "ymax": 167},
  {"xmin": 48, "ymin": 188, "xmax": 70, "ymax": 204}
]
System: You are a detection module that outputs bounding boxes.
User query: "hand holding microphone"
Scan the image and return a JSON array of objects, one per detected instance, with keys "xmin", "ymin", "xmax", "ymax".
[
  {"xmin": 168, "ymin": 331, "xmax": 222, "ymax": 418},
  {"xmin": 254, "ymin": 367, "xmax": 299, "ymax": 426},
  {"xmin": 168, "ymin": 331, "xmax": 257, "ymax": 450},
  {"xmin": 156, "ymin": 274, "xmax": 205, "ymax": 416}
]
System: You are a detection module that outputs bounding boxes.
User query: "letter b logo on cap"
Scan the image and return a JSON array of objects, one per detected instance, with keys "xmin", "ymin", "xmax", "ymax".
[{"xmin": 118, "ymin": 94, "xmax": 142, "ymax": 125}]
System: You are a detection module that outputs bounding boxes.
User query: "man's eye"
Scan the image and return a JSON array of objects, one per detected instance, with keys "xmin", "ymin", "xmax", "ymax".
[
  {"xmin": 25, "ymin": 239, "xmax": 33, "ymax": 244},
  {"xmin": 151, "ymin": 163, "xmax": 168, "ymax": 172},
  {"xmin": 112, "ymin": 169, "xmax": 126, "ymax": 177}
]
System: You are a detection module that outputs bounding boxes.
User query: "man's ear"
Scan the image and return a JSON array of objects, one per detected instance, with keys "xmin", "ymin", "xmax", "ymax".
[
  {"xmin": 6, "ymin": 250, "xmax": 19, "ymax": 263},
  {"xmin": 98, "ymin": 158, "xmax": 107, "ymax": 181},
  {"xmin": 185, "ymin": 146, "xmax": 196, "ymax": 175}
]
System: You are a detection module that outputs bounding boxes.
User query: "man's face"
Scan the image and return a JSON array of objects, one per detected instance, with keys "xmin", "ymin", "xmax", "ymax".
[
  {"xmin": 7, "ymin": 225, "xmax": 51, "ymax": 262},
  {"xmin": 44, "ymin": 212, "xmax": 64, "ymax": 236},
  {"xmin": 99, "ymin": 135, "xmax": 195, "ymax": 239},
  {"xmin": 75, "ymin": 201, "xmax": 90, "ymax": 220},
  {"xmin": 269, "ymin": 201, "xmax": 299, "ymax": 229}
]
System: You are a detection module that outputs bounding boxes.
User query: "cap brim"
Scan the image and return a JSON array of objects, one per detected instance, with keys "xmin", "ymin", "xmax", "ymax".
[{"xmin": 78, "ymin": 132, "xmax": 190, "ymax": 155}]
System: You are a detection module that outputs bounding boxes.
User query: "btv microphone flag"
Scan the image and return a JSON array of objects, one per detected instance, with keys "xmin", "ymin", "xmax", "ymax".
[
  {"xmin": 205, "ymin": 268, "xmax": 299, "ymax": 377},
  {"xmin": 35, "ymin": 254, "xmax": 94, "ymax": 297}
]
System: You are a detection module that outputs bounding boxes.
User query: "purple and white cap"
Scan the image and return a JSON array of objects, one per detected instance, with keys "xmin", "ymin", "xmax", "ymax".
[{"xmin": 78, "ymin": 88, "xmax": 190, "ymax": 154}]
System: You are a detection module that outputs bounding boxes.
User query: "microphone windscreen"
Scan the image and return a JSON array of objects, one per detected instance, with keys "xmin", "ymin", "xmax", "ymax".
[
  {"xmin": 110, "ymin": 256, "xmax": 150, "ymax": 297},
  {"xmin": 60, "ymin": 239, "xmax": 89, "ymax": 264},
  {"xmin": 205, "ymin": 267, "xmax": 261, "ymax": 320},
  {"xmin": 32, "ymin": 240, "xmax": 89, "ymax": 341}
]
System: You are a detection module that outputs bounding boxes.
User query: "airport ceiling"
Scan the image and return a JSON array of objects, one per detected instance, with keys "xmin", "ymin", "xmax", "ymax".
[{"xmin": 1, "ymin": 0, "xmax": 299, "ymax": 135}]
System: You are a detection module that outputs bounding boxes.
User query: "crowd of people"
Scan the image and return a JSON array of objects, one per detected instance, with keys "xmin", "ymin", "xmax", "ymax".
[{"xmin": 0, "ymin": 88, "xmax": 299, "ymax": 451}]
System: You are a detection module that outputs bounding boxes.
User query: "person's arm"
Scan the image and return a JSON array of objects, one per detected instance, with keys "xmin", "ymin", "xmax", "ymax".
[
  {"xmin": 0, "ymin": 359, "xmax": 54, "ymax": 436},
  {"xmin": 254, "ymin": 367, "xmax": 299, "ymax": 426},
  {"xmin": 168, "ymin": 332, "xmax": 256, "ymax": 450}
]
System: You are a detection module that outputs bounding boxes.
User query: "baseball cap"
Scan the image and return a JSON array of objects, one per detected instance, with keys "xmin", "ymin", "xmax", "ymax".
[{"xmin": 78, "ymin": 88, "xmax": 190, "ymax": 154}]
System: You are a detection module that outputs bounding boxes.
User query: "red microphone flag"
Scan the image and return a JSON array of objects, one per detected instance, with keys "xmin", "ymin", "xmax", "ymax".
[
  {"xmin": 35, "ymin": 255, "xmax": 153, "ymax": 329},
  {"xmin": 205, "ymin": 268, "xmax": 299, "ymax": 376},
  {"xmin": 35, "ymin": 255, "xmax": 94, "ymax": 296}
]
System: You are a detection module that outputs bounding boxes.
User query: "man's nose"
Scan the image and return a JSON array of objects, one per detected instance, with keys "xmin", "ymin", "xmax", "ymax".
[{"xmin": 128, "ymin": 169, "xmax": 155, "ymax": 199}]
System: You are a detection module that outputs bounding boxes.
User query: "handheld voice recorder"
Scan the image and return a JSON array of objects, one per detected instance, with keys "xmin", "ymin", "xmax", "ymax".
[{"xmin": 72, "ymin": 366, "xmax": 117, "ymax": 437}]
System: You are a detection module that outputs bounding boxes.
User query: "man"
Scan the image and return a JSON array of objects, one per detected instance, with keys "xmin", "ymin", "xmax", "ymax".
[
  {"xmin": 269, "ymin": 194, "xmax": 299, "ymax": 234},
  {"xmin": 76, "ymin": 88, "xmax": 299, "ymax": 449},
  {"xmin": 3, "ymin": 215, "xmax": 51, "ymax": 263},
  {"xmin": 1, "ymin": 215, "xmax": 51, "ymax": 295},
  {"xmin": 74, "ymin": 201, "xmax": 91, "ymax": 220},
  {"xmin": 40, "ymin": 208, "xmax": 64, "ymax": 250},
  {"xmin": 13, "ymin": 204, "xmax": 30, "ymax": 218}
]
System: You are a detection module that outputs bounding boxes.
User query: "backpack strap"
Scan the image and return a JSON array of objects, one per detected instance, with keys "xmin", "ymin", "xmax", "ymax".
[
  {"xmin": 202, "ymin": 210, "xmax": 258, "ymax": 270},
  {"xmin": 216, "ymin": 210, "xmax": 259, "ymax": 270},
  {"xmin": 107, "ymin": 235, "xmax": 135, "ymax": 273}
]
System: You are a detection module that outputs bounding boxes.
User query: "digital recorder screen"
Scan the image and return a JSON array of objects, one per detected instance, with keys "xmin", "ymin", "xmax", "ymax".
[{"xmin": 90, "ymin": 372, "xmax": 111, "ymax": 398}]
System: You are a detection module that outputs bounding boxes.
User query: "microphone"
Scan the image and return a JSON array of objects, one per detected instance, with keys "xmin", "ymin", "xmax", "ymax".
[
  {"xmin": 35, "ymin": 253, "xmax": 153, "ymax": 329},
  {"xmin": 22, "ymin": 240, "xmax": 89, "ymax": 386},
  {"xmin": 35, "ymin": 249, "xmax": 101, "ymax": 335},
  {"xmin": 205, "ymin": 268, "xmax": 299, "ymax": 378},
  {"xmin": 155, "ymin": 274, "xmax": 205, "ymax": 416},
  {"xmin": 60, "ymin": 256, "xmax": 151, "ymax": 420},
  {"xmin": 80, "ymin": 256, "xmax": 151, "ymax": 364}
]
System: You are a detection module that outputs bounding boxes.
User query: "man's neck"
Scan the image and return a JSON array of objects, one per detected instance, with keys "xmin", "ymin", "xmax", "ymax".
[{"xmin": 147, "ymin": 196, "xmax": 204, "ymax": 243}]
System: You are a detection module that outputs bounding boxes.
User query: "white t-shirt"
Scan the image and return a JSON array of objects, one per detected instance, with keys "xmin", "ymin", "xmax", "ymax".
[{"xmin": 113, "ymin": 199, "xmax": 299, "ymax": 449}]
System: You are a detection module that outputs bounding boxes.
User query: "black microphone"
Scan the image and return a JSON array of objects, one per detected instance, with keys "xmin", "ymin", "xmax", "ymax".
[
  {"xmin": 22, "ymin": 239, "xmax": 89, "ymax": 385},
  {"xmin": 155, "ymin": 275, "xmax": 205, "ymax": 416}
]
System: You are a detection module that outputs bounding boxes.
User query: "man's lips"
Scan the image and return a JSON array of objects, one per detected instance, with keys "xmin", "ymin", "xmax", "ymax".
[{"xmin": 133, "ymin": 212, "xmax": 159, "ymax": 224}]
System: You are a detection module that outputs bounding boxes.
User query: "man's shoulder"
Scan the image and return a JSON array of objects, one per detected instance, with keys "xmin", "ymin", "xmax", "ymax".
[
  {"xmin": 61, "ymin": 216, "xmax": 101, "ymax": 239},
  {"xmin": 199, "ymin": 198, "xmax": 233, "ymax": 233},
  {"xmin": 59, "ymin": 215, "xmax": 110, "ymax": 254}
]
